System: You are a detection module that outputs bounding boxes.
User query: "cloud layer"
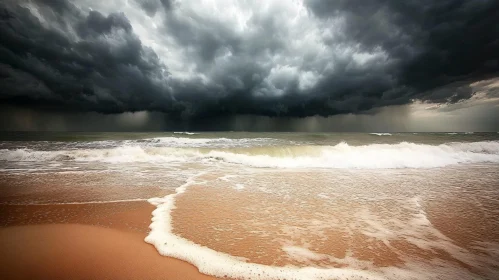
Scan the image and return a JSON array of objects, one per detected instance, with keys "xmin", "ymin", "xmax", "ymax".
[{"xmin": 0, "ymin": 0, "xmax": 498, "ymax": 120}]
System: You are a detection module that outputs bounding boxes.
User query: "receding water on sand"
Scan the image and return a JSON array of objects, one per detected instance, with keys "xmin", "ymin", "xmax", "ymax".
[
  {"xmin": 145, "ymin": 166, "xmax": 499, "ymax": 279},
  {"xmin": 1, "ymin": 132, "xmax": 499, "ymax": 279}
]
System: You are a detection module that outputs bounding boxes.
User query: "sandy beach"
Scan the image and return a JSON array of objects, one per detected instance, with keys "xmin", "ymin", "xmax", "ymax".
[
  {"xmin": 0, "ymin": 169, "xmax": 220, "ymax": 280},
  {"xmin": 1, "ymin": 132, "xmax": 499, "ymax": 279},
  {"xmin": 0, "ymin": 202, "xmax": 219, "ymax": 280}
]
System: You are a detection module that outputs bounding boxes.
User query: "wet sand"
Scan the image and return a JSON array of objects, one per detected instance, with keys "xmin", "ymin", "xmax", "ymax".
[
  {"xmin": 0, "ymin": 224, "xmax": 218, "ymax": 280},
  {"xmin": 0, "ymin": 172, "xmax": 177, "ymax": 205},
  {"xmin": 0, "ymin": 200, "xmax": 219, "ymax": 280},
  {"xmin": 167, "ymin": 169, "xmax": 499, "ymax": 279},
  {"xmin": 0, "ymin": 169, "xmax": 222, "ymax": 280},
  {"xmin": 1, "ymin": 166, "xmax": 499, "ymax": 279},
  {"xmin": 0, "ymin": 201, "xmax": 155, "ymax": 232}
]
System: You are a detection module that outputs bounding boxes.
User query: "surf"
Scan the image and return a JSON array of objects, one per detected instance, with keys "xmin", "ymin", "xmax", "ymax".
[{"xmin": 1, "ymin": 140, "xmax": 499, "ymax": 169}]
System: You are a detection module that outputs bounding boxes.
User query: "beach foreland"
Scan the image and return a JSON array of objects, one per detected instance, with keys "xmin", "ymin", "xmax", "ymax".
[
  {"xmin": 0, "ymin": 202, "xmax": 219, "ymax": 280},
  {"xmin": 1, "ymin": 132, "xmax": 499, "ymax": 280}
]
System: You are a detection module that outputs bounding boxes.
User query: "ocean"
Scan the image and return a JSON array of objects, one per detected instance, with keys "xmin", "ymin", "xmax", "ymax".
[{"xmin": 1, "ymin": 132, "xmax": 499, "ymax": 279}]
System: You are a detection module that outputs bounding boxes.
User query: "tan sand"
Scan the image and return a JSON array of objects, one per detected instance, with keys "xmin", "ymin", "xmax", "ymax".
[
  {"xmin": 0, "ymin": 201, "xmax": 222, "ymax": 280},
  {"xmin": 0, "ymin": 170, "xmax": 222, "ymax": 280},
  {"xmin": 0, "ymin": 224, "xmax": 218, "ymax": 280},
  {"xmin": 2, "ymin": 168, "xmax": 498, "ymax": 279}
]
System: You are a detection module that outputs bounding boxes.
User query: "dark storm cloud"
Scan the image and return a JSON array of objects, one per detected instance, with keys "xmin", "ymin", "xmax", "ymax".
[
  {"xmin": 77, "ymin": 10, "xmax": 132, "ymax": 36},
  {"xmin": 0, "ymin": 0, "xmax": 171, "ymax": 113},
  {"xmin": 304, "ymin": 0, "xmax": 499, "ymax": 108},
  {"xmin": 134, "ymin": 0, "xmax": 174, "ymax": 16},
  {"xmin": 0, "ymin": 0, "xmax": 498, "ymax": 121}
]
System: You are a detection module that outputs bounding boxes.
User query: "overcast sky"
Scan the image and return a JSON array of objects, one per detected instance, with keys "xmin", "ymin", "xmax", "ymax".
[{"xmin": 0, "ymin": 0, "xmax": 498, "ymax": 131}]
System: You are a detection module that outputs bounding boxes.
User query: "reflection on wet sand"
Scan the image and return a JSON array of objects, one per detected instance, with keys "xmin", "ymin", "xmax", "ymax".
[{"xmin": 171, "ymin": 168, "xmax": 499, "ymax": 278}]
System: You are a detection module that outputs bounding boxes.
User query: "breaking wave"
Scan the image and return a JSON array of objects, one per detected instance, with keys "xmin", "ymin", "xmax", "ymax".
[
  {"xmin": 173, "ymin": 132, "xmax": 199, "ymax": 135},
  {"xmin": 1, "ymin": 141, "xmax": 499, "ymax": 169},
  {"xmin": 140, "ymin": 136, "xmax": 280, "ymax": 148}
]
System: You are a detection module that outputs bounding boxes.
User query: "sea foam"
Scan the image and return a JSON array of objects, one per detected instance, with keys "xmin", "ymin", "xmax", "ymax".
[
  {"xmin": 173, "ymin": 132, "xmax": 199, "ymax": 135},
  {"xmin": 1, "ymin": 141, "xmax": 499, "ymax": 169},
  {"xmin": 144, "ymin": 172, "xmax": 489, "ymax": 280},
  {"xmin": 145, "ymin": 172, "xmax": 387, "ymax": 280}
]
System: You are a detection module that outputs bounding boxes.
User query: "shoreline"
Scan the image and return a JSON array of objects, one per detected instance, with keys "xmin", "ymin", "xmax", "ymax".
[
  {"xmin": 1, "ymin": 166, "xmax": 498, "ymax": 279},
  {"xmin": 0, "ymin": 202, "xmax": 221, "ymax": 280}
]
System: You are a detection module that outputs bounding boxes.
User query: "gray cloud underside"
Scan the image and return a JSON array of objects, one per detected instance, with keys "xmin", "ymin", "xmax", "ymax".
[{"xmin": 0, "ymin": 0, "xmax": 498, "ymax": 120}]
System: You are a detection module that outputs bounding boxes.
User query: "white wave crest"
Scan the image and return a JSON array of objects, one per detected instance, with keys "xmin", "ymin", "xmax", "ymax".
[
  {"xmin": 1, "ymin": 141, "xmax": 499, "ymax": 169},
  {"xmin": 173, "ymin": 132, "xmax": 199, "ymax": 135},
  {"xmin": 205, "ymin": 141, "xmax": 499, "ymax": 168},
  {"xmin": 143, "ymin": 137, "xmax": 278, "ymax": 148},
  {"xmin": 369, "ymin": 133, "xmax": 392, "ymax": 136}
]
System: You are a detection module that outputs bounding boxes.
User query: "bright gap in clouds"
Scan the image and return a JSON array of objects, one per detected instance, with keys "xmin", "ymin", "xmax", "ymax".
[{"xmin": 73, "ymin": 0, "xmax": 385, "ymax": 97}]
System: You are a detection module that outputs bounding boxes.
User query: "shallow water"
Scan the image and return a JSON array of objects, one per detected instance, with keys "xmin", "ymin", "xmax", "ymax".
[{"xmin": 1, "ymin": 132, "xmax": 498, "ymax": 279}]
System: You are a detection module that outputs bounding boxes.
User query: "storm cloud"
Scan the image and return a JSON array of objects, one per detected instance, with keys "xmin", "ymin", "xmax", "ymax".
[{"xmin": 0, "ymin": 0, "xmax": 498, "ymax": 121}]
